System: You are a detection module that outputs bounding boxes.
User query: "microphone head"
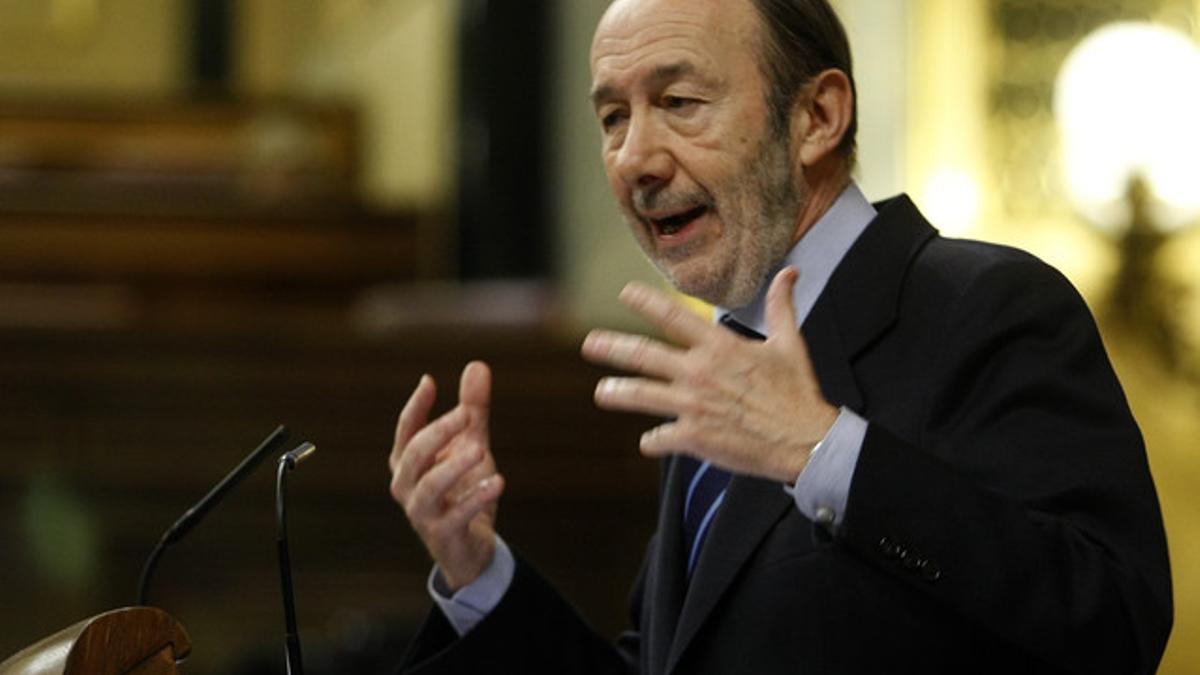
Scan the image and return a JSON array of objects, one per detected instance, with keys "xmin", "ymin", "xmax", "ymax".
[{"xmin": 283, "ymin": 442, "xmax": 317, "ymax": 466}]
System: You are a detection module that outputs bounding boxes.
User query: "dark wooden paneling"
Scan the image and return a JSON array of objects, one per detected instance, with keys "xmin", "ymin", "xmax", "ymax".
[{"xmin": 0, "ymin": 322, "xmax": 660, "ymax": 674}]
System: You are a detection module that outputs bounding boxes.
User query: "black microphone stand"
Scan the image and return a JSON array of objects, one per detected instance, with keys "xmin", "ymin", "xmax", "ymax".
[
  {"xmin": 138, "ymin": 425, "xmax": 290, "ymax": 606},
  {"xmin": 276, "ymin": 441, "xmax": 316, "ymax": 675}
]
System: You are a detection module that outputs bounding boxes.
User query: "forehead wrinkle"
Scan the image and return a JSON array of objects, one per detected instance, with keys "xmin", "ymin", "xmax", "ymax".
[
  {"xmin": 591, "ymin": 22, "xmax": 726, "ymax": 108},
  {"xmin": 593, "ymin": 16, "xmax": 708, "ymax": 49},
  {"xmin": 591, "ymin": 60, "xmax": 719, "ymax": 109},
  {"xmin": 592, "ymin": 15, "xmax": 712, "ymax": 69}
]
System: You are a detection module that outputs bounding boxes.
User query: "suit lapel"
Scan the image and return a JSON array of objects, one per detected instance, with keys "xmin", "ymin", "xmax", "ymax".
[
  {"xmin": 800, "ymin": 195, "xmax": 936, "ymax": 410},
  {"xmin": 665, "ymin": 475, "xmax": 793, "ymax": 672},
  {"xmin": 660, "ymin": 195, "xmax": 937, "ymax": 674},
  {"xmin": 645, "ymin": 455, "xmax": 689, "ymax": 675},
  {"xmin": 802, "ymin": 297, "xmax": 862, "ymax": 410},
  {"xmin": 825, "ymin": 195, "xmax": 936, "ymax": 362}
]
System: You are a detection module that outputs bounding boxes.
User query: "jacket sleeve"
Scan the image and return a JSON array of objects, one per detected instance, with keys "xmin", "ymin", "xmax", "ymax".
[
  {"xmin": 398, "ymin": 550, "xmax": 641, "ymax": 675},
  {"xmin": 838, "ymin": 256, "xmax": 1172, "ymax": 674}
]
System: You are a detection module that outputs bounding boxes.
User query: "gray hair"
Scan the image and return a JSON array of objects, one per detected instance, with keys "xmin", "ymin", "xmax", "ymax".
[{"xmin": 749, "ymin": 0, "xmax": 858, "ymax": 166}]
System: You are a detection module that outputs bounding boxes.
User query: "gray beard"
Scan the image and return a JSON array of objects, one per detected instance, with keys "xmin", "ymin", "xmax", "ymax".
[{"xmin": 644, "ymin": 131, "xmax": 802, "ymax": 309}]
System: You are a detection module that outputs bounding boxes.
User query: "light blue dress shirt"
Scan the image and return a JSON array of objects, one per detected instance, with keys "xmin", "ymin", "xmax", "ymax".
[{"xmin": 430, "ymin": 182, "xmax": 877, "ymax": 635}]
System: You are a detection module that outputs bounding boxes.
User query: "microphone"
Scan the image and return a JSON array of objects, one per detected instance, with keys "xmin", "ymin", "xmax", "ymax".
[
  {"xmin": 277, "ymin": 441, "xmax": 316, "ymax": 675},
  {"xmin": 137, "ymin": 425, "xmax": 291, "ymax": 606}
]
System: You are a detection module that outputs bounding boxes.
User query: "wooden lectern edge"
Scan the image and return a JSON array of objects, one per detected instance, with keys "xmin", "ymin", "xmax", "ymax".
[{"xmin": 0, "ymin": 607, "xmax": 191, "ymax": 675}]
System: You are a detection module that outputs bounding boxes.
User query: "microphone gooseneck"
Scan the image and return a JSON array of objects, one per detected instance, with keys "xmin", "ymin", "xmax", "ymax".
[
  {"xmin": 277, "ymin": 441, "xmax": 316, "ymax": 675},
  {"xmin": 137, "ymin": 425, "xmax": 290, "ymax": 607}
]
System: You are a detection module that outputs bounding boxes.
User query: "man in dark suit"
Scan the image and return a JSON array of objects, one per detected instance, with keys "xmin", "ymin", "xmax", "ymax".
[{"xmin": 387, "ymin": 0, "xmax": 1173, "ymax": 672}]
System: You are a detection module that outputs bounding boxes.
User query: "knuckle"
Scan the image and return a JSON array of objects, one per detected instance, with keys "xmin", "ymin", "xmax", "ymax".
[
  {"xmin": 403, "ymin": 497, "xmax": 423, "ymax": 523},
  {"xmin": 454, "ymin": 491, "xmax": 481, "ymax": 517},
  {"xmin": 389, "ymin": 479, "xmax": 406, "ymax": 505},
  {"xmin": 694, "ymin": 394, "xmax": 721, "ymax": 420},
  {"xmin": 410, "ymin": 480, "xmax": 438, "ymax": 512},
  {"xmin": 679, "ymin": 392, "xmax": 704, "ymax": 418},
  {"xmin": 663, "ymin": 304, "xmax": 683, "ymax": 327},
  {"xmin": 684, "ymin": 363, "xmax": 710, "ymax": 389},
  {"xmin": 410, "ymin": 479, "xmax": 434, "ymax": 504},
  {"xmin": 424, "ymin": 519, "xmax": 447, "ymax": 541},
  {"xmin": 628, "ymin": 336, "xmax": 650, "ymax": 366}
]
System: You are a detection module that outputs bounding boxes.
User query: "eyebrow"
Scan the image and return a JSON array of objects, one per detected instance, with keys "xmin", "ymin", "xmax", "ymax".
[{"xmin": 589, "ymin": 61, "xmax": 705, "ymax": 110}]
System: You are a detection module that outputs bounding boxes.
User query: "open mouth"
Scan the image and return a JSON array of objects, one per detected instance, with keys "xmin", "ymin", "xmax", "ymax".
[{"xmin": 650, "ymin": 205, "xmax": 708, "ymax": 236}]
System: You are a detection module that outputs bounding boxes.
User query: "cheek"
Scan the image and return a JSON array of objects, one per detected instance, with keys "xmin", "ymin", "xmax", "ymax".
[{"xmin": 603, "ymin": 164, "xmax": 631, "ymax": 203}]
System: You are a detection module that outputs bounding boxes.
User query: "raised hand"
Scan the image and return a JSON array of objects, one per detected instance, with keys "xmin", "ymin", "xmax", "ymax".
[
  {"xmin": 389, "ymin": 361, "xmax": 504, "ymax": 591},
  {"xmin": 581, "ymin": 267, "xmax": 838, "ymax": 483}
]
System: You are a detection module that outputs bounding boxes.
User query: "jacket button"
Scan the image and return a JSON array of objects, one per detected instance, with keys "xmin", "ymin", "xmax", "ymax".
[
  {"xmin": 814, "ymin": 506, "xmax": 836, "ymax": 526},
  {"xmin": 917, "ymin": 558, "xmax": 942, "ymax": 583},
  {"xmin": 879, "ymin": 537, "xmax": 905, "ymax": 561}
]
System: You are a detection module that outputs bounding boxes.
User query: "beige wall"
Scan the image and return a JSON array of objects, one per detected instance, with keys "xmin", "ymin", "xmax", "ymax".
[
  {"xmin": 553, "ymin": 0, "xmax": 662, "ymax": 332},
  {"xmin": 0, "ymin": 0, "xmax": 186, "ymax": 98},
  {"xmin": 0, "ymin": 0, "xmax": 457, "ymax": 211},
  {"xmin": 284, "ymin": 0, "xmax": 458, "ymax": 211},
  {"xmin": 238, "ymin": 0, "xmax": 459, "ymax": 211}
]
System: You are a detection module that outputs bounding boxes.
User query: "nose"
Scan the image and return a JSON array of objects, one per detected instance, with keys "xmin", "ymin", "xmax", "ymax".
[{"xmin": 613, "ymin": 113, "xmax": 673, "ymax": 191}]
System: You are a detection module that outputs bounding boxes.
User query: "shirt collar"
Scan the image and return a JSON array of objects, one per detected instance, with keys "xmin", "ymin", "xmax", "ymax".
[{"xmin": 716, "ymin": 181, "xmax": 876, "ymax": 335}]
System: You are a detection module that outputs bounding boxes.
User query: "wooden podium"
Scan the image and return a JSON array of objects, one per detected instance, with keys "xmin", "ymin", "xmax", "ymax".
[{"xmin": 0, "ymin": 607, "xmax": 191, "ymax": 675}]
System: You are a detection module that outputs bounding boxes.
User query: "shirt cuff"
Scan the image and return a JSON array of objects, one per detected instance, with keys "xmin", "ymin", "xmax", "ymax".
[
  {"xmin": 786, "ymin": 407, "xmax": 867, "ymax": 530},
  {"xmin": 426, "ymin": 534, "xmax": 515, "ymax": 636}
]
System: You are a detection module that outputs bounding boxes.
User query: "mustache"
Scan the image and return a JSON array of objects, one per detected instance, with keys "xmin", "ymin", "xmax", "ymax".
[{"xmin": 632, "ymin": 187, "xmax": 715, "ymax": 216}]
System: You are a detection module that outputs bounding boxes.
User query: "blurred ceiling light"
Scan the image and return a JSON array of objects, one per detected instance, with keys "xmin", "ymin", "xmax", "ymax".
[
  {"xmin": 921, "ymin": 166, "xmax": 982, "ymax": 237},
  {"xmin": 1055, "ymin": 22, "xmax": 1200, "ymax": 233}
]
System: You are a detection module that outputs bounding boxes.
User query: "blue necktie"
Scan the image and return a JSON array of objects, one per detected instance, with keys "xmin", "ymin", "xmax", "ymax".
[
  {"xmin": 680, "ymin": 456, "xmax": 731, "ymax": 575},
  {"xmin": 680, "ymin": 315, "xmax": 764, "ymax": 576}
]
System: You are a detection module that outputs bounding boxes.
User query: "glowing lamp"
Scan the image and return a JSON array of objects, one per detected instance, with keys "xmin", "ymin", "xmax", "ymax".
[{"xmin": 1054, "ymin": 22, "xmax": 1200, "ymax": 233}]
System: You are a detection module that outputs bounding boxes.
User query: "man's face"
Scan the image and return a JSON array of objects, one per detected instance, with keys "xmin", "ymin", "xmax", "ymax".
[{"xmin": 590, "ymin": 0, "xmax": 803, "ymax": 308}]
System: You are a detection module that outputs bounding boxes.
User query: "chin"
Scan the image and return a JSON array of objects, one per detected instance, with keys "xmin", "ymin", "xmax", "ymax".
[{"xmin": 660, "ymin": 265, "xmax": 741, "ymax": 308}]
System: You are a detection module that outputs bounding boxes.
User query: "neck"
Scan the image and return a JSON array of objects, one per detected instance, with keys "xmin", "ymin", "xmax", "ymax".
[{"xmin": 791, "ymin": 166, "xmax": 850, "ymax": 246}]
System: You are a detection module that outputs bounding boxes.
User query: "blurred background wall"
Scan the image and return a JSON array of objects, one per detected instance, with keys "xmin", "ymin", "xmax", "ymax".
[{"xmin": 0, "ymin": 0, "xmax": 1197, "ymax": 672}]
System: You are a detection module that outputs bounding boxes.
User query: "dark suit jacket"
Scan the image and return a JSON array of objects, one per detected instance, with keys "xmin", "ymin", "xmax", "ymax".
[{"xmin": 399, "ymin": 195, "xmax": 1172, "ymax": 674}]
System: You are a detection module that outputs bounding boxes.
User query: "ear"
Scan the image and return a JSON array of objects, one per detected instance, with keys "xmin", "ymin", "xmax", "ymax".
[{"xmin": 789, "ymin": 68, "xmax": 854, "ymax": 169}]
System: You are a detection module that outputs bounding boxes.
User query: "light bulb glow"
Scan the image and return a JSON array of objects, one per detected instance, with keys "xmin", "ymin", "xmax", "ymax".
[
  {"xmin": 921, "ymin": 167, "xmax": 982, "ymax": 237},
  {"xmin": 1055, "ymin": 22, "xmax": 1200, "ymax": 233}
]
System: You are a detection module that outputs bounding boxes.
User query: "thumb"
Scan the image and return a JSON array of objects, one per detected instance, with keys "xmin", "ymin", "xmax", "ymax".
[
  {"xmin": 766, "ymin": 266, "xmax": 800, "ymax": 343},
  {"xmin": 459, "ymin": 360, "xmax": 492, "ymax": 430}
]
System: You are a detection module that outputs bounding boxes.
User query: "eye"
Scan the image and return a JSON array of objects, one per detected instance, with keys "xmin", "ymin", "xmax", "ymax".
[
  {"xmin": 662, "ymin": 95, "xmax": 698, "ymax": 111},
  {"xmin": 599, "ymin": 108, "xmax": 628, "ymax": 132}
]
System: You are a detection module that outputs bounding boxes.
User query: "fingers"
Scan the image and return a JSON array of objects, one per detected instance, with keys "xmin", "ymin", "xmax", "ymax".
[
  {"xmin": 618, "ymin": 282, "xmax": 713, "ymax": 346},
  {"xmin": 638, "ymin": 421, "xmax": 686, "ymax": 458},
  {"xmin": 458, "ymin": 361, "xmax": 492, "ymax": 445},
  {"xmin": 391, "ymin": 374, "xmax": 437, "ymax": 471},
  {"xmin": 582, "ymin": 329, "xmax": 684, "ymax": 379},
  {"xmin": 459, "ymin": 361, "xmax": 492, "ymax": 411},
  {"xmin": 391, "ymin": 406, "xmax": 469, "ymax": 501},
  {"xmin": 766, "ymin": 266, "xmax": 800, "ymax": 345},
  {"xmin": 765, "ymin": 266, "xmax": 821, "ymax": 371},
  {"xmin": 405, "ymin": 442, "xmax": 488, "ymax": 520},
  {"xmin": 399, "ymin": 439, "xmax": 504, "ymax": 551},
  {"xmin": 401, "ymin": 442, "xmax": 478, "ymax": 513},
  {"xmin": 594, "ymin": 376, "xmax": 684, "ymax": 418},
  {"xmin": 445, "ymin": 473, "xmax": 505, "ymax": 531}
]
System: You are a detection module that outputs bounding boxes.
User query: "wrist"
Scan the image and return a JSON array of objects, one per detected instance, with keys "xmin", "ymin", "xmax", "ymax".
[
  {"xmin": 782, "ymin": 404, "xmax": 840, "ymax": 483},
  {"xmin": 439, "ymin": 539, "xmax": 496, "ymax": 592}
]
